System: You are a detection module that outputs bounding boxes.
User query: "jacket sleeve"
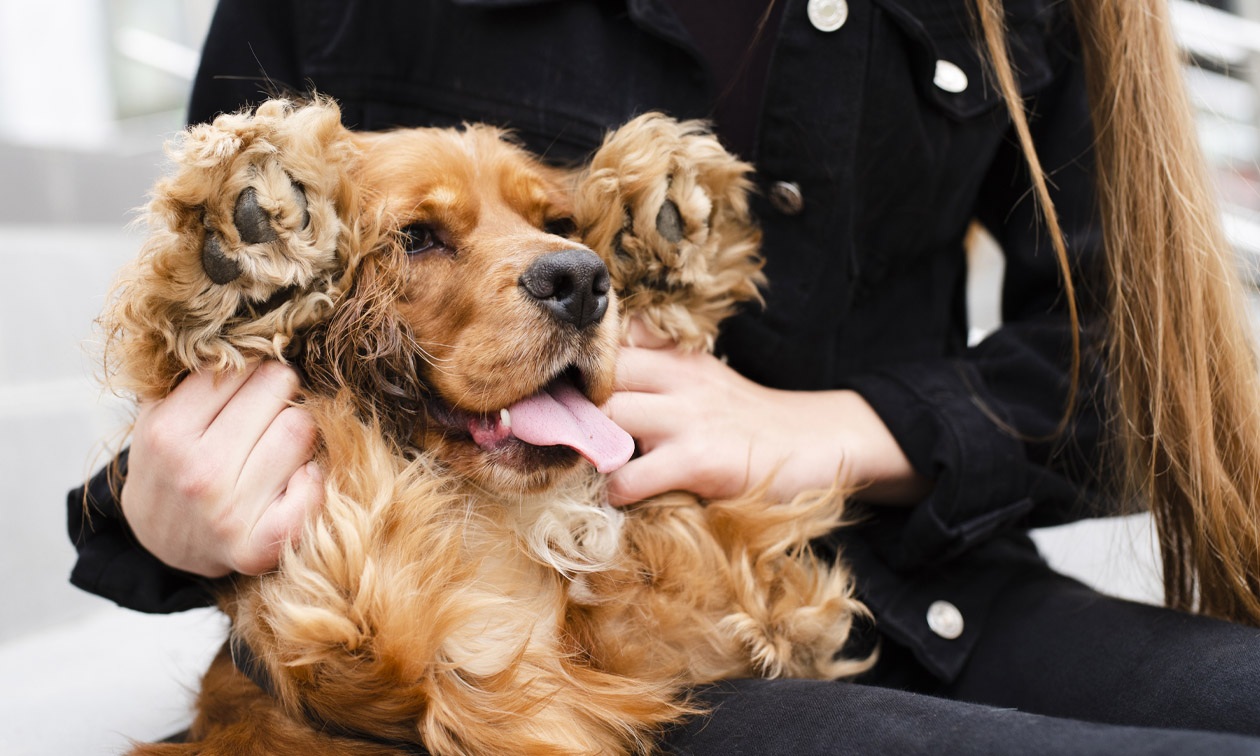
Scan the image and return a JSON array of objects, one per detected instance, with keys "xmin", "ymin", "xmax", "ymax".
[
  {"xmin": 844, "ymin": 22, "xmax": 1112, "ymax": 570},
  {"xmin": 65, "ymin": 0, "xmax": 301, "ymax": 611}
]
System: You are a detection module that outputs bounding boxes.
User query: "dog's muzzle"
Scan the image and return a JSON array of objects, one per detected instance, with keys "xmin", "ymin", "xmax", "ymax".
[{"xmin": 518, "ymin": 249, "xmax": 610, "ymax": 330}]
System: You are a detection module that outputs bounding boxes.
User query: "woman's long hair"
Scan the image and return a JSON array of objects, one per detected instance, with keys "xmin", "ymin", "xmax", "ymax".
[{"xmin": 974, "ymin": 0, "xmax": 1260, "ymax": 624}]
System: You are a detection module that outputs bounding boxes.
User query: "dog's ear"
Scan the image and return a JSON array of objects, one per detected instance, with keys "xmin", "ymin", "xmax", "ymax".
[{"xmin": 300, "ymin": 248, "xmax": 425, "ymax": 444}]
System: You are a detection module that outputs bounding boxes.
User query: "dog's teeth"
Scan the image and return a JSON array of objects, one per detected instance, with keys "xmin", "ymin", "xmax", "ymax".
[{"xmin": 500, "ymin": 408, "xmax": 512, "ymax": 429}]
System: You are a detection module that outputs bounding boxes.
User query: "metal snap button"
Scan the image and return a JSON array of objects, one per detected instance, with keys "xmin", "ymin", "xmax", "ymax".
[
  {"xmin": 768, "ymin": 180, "xmax": 804, "ymax": 216},
  {"xmin": 807, "ymin": 0, "xmax": 849, "ymax": 32},
  {"xmin": 927, "ymin": 600, "xmax": 965, "ymax": 639},
  {"xmin": 933, "ymin": 60, "xmax": 969, "ymax": 94}
]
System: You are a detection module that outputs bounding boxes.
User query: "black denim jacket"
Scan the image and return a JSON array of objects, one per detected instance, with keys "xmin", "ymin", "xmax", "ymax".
[{"xmin": 69, "ymin": 0, "xmax": 1112, "ymax": 682}]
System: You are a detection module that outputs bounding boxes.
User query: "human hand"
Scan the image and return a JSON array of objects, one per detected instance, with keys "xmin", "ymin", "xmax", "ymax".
[
  {"xmin": 120, "ymin": 362, "xmax": 323, "ymax": 577},
  {"xmin": 604, "ymin": 321, "xmax": 932, "ymax": 506}
]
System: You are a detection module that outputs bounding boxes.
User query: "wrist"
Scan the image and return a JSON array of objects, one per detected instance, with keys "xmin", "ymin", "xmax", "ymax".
[{"xmin": 768, "ymin": 388, "xmax": 932, "ymax": 504}]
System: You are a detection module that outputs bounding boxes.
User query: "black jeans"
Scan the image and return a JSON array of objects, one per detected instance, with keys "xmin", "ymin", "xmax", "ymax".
[
  {"xmin": 664, "ymin": 550, "xmax": 1260, "ymax": 755},
  {"xmin": 667, "ymin": 678, "xmax": 1260, "ymax": 755}
]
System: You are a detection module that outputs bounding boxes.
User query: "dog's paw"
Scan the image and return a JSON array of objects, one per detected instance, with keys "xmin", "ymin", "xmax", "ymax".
[
  {"xmin": 170, "ymin": 98, "xmax": 356, "ymax": 325},
  {"xmin": 199, "ymin": 163, "xmax": 311, "ymax": 286},
  {"xmin": 574, "ymin": 114, "xmax": 765, "ymax": 352},
  {"xmin": 105, "ymin": 98, "xmax": 360, "ymax": 399}
]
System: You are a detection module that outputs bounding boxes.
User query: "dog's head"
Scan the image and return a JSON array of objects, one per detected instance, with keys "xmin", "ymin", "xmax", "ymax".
[
  {"xmin": 106, "ymin": 100, "xmax": 761, "ymax": 496},
  {"xmin": 305, "ymin": 126, "xmax": 633, "ymax": 493}
]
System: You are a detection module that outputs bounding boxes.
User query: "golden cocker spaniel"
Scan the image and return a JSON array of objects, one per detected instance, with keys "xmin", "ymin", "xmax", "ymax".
[{"xmin": 101, "ymin": 98, "xmax": 871, "ymax": 756}]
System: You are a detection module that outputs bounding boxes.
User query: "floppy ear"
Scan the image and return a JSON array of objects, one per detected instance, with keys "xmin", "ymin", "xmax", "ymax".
[{"xmin": 300, "ymin": 245, "xmax": 426, "ymax": 444}]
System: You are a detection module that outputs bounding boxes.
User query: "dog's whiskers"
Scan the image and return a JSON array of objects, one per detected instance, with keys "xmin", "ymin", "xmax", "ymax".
[
  {"xmin": 416, "ymin": 350, "xmax": 455, "ymax": 377},
  {"xmin": 413, "ymin": 342, "xmax": 454, "ymax": 362},
  {"xmin": 415, "ymin": 340, "xmax": 458, "ymax": 351},
  {"xmin": 420, "ymin": 352, "xmax": 454, "ymax": 365}
]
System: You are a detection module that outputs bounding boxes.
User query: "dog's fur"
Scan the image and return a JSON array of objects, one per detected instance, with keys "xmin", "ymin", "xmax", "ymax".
[{"xmin": 102, "ymin": 99, "xmax": 871, "ymax": 756}]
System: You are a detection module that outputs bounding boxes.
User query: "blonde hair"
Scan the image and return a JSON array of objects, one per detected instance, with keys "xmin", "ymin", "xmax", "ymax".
[{"xmin": 974, "ymin": 0, "xmax": 1260, "ymax": 624}]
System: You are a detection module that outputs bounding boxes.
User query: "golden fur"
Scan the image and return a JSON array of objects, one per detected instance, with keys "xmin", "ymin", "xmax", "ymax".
[
  {"xmin": 104, "ymin": 100, "xmax": 361, "ymax": 401},
  {"xmin": 573, "ymin": 116, "xmax": 766, "ymax": 352},
  {"xmin": 101, "ymin": 99, "xmax": 870, "ymax": 756}
]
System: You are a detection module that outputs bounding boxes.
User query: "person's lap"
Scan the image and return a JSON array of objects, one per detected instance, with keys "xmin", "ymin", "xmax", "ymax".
[
  {"xmin": 161, "ymin": 537, "xmax": 1260, "ymax": 754},
  {"xmin": 945, "ymin": 552, "xmax": 1260, "ymax": 736},
  {"xmin": 664, "ymin": 539, "xmax": 1260, "ymax": 754},
  {"xmin": 663, "ymin": 677, "xmax": 1260, "ymax": 755}
]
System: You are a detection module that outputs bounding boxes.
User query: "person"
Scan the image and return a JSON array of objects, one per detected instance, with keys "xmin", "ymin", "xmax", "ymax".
[{"xmin": 68, "ymin": 0, "xmax": 1260, "ymax": 752}]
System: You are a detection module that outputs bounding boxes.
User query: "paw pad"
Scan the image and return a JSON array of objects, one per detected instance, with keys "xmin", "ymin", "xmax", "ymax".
[
  {"xmin": 201, "ymin": 231, "xmax": 242, "ymax": 284},
  {"xmin": 233, "ymin": 186, "xmax": 278, "ymax": 244},
  {"xmin": 102, "ymin": 97, "xmax": 359, "ymax": 402},
  {"xmin": 201, "ymin": 170, "xmax": 315, "ymax": 286},
  {"xmin": 233, "ymin": 180, "xmax": 311, "ymax": 245},
  {"xmin": 654, "ymin": 199, "xmax": 685, "ymax": 244}
]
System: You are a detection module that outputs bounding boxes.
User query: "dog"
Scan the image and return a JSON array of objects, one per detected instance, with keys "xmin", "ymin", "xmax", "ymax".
[{"xmin": 101, "ymin": 98, "xmax": 872, "ymax": 756}]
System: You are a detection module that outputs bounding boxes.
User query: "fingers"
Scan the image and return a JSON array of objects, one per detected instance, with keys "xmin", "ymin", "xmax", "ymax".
[
  {"xmin": 237, "ymin": 462, "xmax": 325, "ymax": 576},
  {"xmin": 615, "ymin": 345, "xmax": 692, "ymax": 392},
  {"xmin": 624, "ymin": 316, "xmax": 675, "ymax": 349},
  {"xmin": 606, "ymin": 447, "xmax": 700, "ymax": 506},
  {"xmin": 203, "ymin": 362, "xmax": 303, "ymax": 474},
  {"xmin": 151, "ymin": 362, "xmax": 259, "ymax": 435},
  {"xmin": 603, "ymin": 391, "xmax": 676, "ymax": 450},
  {"xmin": 121, "ymin": 360, "xmax": 317, "ymax": 578},
  {"xmin": 236, "ymin": 405, "xmax": 319, "ymax": 518}
]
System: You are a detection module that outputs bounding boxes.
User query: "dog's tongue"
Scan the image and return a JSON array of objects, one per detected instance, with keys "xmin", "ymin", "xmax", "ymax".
[{"xmin": 509, "ymin": 379, "xmax": 634, "ymax": 473}]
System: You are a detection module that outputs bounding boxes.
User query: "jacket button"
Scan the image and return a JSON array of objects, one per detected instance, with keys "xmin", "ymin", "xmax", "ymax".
[
  {"xmin": 807, "ymin": 0, "xmax": 848, "ymax": 32},
  {"xmin": 927, "ymin": 600, "xmax": 965, "ymax": 639},
  {"xmin": 933, "ymin": 60, "xmax": 969, "ymax": 93},
  {"xmin": 769, "ymin": 180, "xmax": 804, "ymax": 215}
]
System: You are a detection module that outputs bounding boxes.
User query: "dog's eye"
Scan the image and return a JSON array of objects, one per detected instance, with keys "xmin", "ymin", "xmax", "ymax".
[
  {"xmin": 401, "ymin": 223, "xmax": 441, "ymax": 255},
  {"xmin": 544, "ymin": 217, "xmax": 578, "ymax": 239}
]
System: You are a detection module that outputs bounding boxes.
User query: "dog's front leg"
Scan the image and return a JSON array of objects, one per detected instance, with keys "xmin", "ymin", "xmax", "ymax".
[
  {"xmin": 573, "ymin": 114, "xmax": 765, "ymax": 352},
  {"xmin": 103, "ymin": 97, "xmax": 359, "ymax": 400}
]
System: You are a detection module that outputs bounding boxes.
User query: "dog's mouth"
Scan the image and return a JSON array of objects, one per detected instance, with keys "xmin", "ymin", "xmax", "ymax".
[{"xmin": 426, "ymin": 367, "xmax": 634, "ymax": 474}]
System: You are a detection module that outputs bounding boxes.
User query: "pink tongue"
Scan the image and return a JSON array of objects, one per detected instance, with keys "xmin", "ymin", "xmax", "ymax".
[{"xmin": 508, "ymin": 380, "xmax": 634, "ymax": 473}]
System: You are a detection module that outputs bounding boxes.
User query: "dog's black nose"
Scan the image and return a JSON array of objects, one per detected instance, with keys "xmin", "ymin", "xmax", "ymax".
[{"xmin": 519, "ymin": 249, "xmax": 610, "ymax": 329}]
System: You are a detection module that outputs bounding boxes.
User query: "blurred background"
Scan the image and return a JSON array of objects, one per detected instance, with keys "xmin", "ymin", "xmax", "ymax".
[{"xmin": 0, "ymin": 1, "xmax": 1258, "ymax": 754}]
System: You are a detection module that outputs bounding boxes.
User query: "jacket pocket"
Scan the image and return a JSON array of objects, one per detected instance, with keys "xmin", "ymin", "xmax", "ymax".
[{"xmin": 870, "ymin": 0, "xmax": 1057, "ymax": 120}]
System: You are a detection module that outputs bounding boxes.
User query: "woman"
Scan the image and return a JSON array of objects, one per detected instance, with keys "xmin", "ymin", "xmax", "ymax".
[{"xmin": 70, "ymin": 0, "xmax": 1260, "ymax": 752}]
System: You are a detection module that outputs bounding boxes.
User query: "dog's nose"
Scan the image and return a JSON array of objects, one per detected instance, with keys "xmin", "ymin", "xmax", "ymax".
[{"xmin": 519, "ymin": 249, "xmax": 610, "ymax": 329}]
